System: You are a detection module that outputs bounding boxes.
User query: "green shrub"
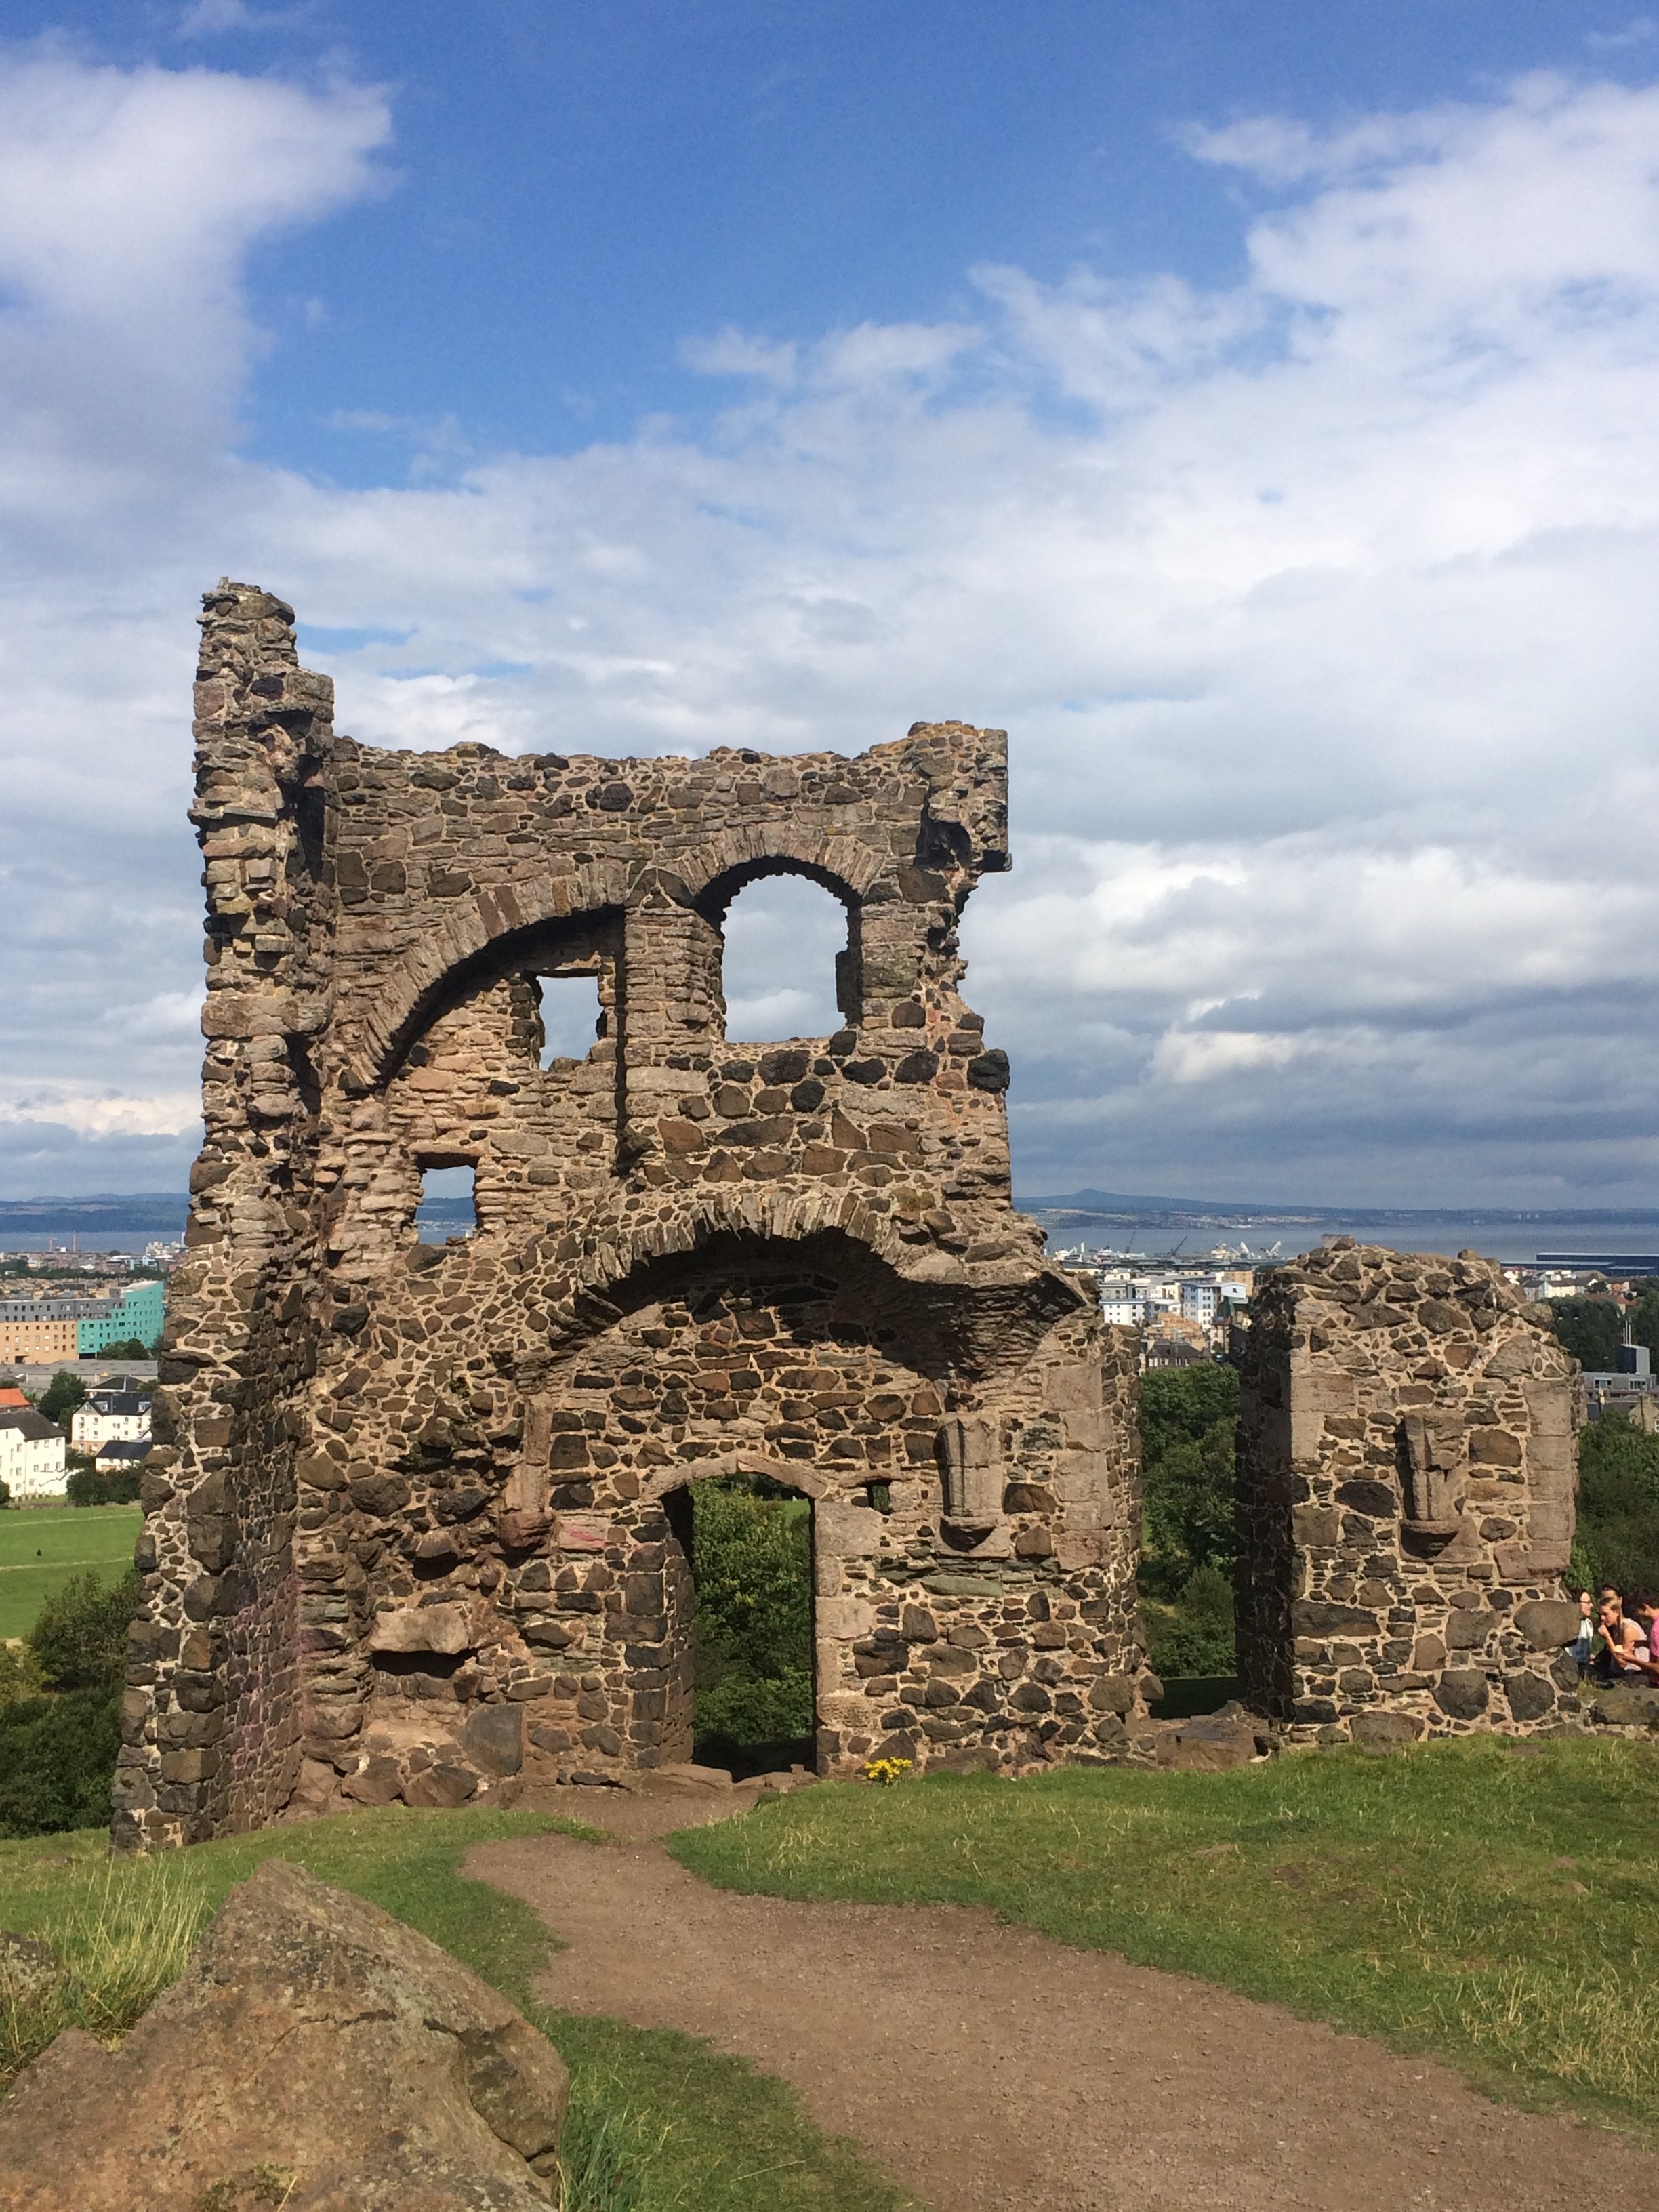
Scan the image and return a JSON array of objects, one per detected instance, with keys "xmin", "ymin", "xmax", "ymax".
[
  {"xmin": 695, "ymin": 1668, "xmax": 813, "ymax": 1746},
  {"xmin": 0, "ymin": 1641, "xmax": 45, "ymax": 1704},
  {"xmin": 1145, "ymin": 1563, "xmax": 1236, "ymax": 1677},
  {"xmin": 1572, "ymin": 1414, "xmax": 1659, "ymax": 1597},
  {"xmin": 30, "ymin": 1568, "xmax": 141, "ymax": 1695},
  {"xmin": 0, "ymin": 1688, "xmax": 123, "ymax": 1838},
  {"xmin": 692, "ymin": 1481, "xmax": 813, "ymax": 1751},
  {"xmin": 1139, "ymin": 1362, "xmax": 1238, "ymax": 1605},
  {"xmin": 66, "ymin": 1462, "xmax": 143, "ymax": 1507}
]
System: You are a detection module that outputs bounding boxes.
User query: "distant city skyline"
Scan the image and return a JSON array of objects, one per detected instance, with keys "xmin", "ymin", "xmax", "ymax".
[{"xmin": 3, "ymin": 5, "xmax": 1659, "ymax": 1208}]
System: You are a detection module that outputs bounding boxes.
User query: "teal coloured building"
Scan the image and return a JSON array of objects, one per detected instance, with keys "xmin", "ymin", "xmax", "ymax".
[{"xmin": 77, "ymin": 1278, "xmax": 165, "ymax": 1354}]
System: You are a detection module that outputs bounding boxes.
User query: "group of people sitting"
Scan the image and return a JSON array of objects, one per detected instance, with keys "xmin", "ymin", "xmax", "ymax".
[{"xmin": 1572, "ymin": 1586, "xmax": 1659, "ymax": 1683}]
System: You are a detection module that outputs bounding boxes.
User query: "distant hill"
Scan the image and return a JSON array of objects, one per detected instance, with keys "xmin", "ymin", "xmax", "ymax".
[
  {"xmin": 0, "ymin": 1193, "xmax": 189, "ymax": 1235},
  {"xmin": 1017, "ymin": 1190, "xmax": 1659, "ymax": 1226}
]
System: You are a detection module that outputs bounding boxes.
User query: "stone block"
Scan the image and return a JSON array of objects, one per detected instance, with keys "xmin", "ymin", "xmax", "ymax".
[
  {"xmin": 1512, "ymin": 1600, "xmax": 1580, "ymax": 1651},
  {"xmin": 1349, "ymin": 1711, "xmax": 1425, "ymax": 1746},
  {"xmin": 1502, "ymin": 1672, "xmax": 1555, "ymax": 1723},
  {"xmin": 1292, "ymin": 1601, "xmax": 1378, "ymax": 1636},
  {"xmin": 404, "ymin": 1763, "xmax": 480, "ymax": 1807},
  {"xmin": 369, "ymin": 1603, "xmax": 474, "ymax": 1656},
  {"xmin": 816, "ymin": 1598, "xmax": 876, "ymax": 1642},
  {"xmin": 464, "ymin": 1703, "xmax": 525, "ymax": 1776},
  {"xmin": 1433, "ymin": 1671, "xmax": 1490, "ymax": 1720},
  {"xmin": 1292, "ymin": 1505, "xmax": 1343, "ymax": 1547}
]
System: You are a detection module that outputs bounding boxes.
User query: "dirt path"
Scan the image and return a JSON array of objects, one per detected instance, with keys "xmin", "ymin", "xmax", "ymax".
[{"xmin": 468, "ymin": 1788, "xmax": 1658, "ymax": 2212}]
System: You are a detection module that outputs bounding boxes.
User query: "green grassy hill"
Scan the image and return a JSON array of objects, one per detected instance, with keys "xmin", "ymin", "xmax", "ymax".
[{"xmin": 0, "ymin": 1507, "xmax": 140, "ymax": 1641}]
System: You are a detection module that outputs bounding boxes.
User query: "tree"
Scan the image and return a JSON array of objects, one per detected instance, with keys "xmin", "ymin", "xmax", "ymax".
[
  {"xmin": 1135, "ymin": 1361, "xmax": 1242, "ymax": 1680},
  {"xmin": 1547, "ymin": 1296, "xmax": 1623, "ymax": 1372},
  {"xmin": 1139, "ymin": 1361, "xmax": 1240, "ymax": 1601},
  {"xmin": 1145, "ymin": 1563, "xmax": 1235, "ymax": 1677},
  {"xmin": 29, "ymin": 1568, "xmax": 141, "ymax": 1695},
  {"xmin": 37, "ymin": 1370, "xmax": 86, "ymax": 1427},
  {"xmin": 0, "ymin": 1689, "xmax": 123, "ymax": 1838},
  {"xmin": 1622, "ymin": 1279, "xmax": 1659, "ymax": 1362},
  {"xmin": 1571, "ymin": 1414, "xmax": 1659, "ymax": 1597},
  {"xmin": 691, "ymin": 1480, "xmax": 813, "ymax": 1753},
  {"xmin": 0, "ymin": 1477, "xmax": 9, "ymax": 1510},
  {"xmin": 98, "ymin": 1338, "xmax": 150, "ymax": 1362}
]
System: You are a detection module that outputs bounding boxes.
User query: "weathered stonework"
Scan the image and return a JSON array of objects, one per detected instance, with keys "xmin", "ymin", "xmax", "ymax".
[
  {"xmin": 1235, "ymin": 1240, "xmax": 1580, "ymax": 1744},
  {"xmin": 115, "ymin": 582, "xmax": 1149, "ymax": 1847}
]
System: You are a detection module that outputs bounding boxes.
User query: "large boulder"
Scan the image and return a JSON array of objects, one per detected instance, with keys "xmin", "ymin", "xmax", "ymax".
[
  {"xmin": 1156, "ymin": 1702, "xmax": 1269, "ymax": 1771},
  {"xmin": 0, "ymin": 1859, "xmax": 567, "ymax": 2211},
  {"xmin": 1590, "ymin": 1683, "xmax": 1659, "ymax": 1729}
]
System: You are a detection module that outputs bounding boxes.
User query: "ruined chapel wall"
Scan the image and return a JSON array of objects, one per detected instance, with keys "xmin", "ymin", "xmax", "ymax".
[
  {"xmin": 116, "ymin": 585, "xmax": 338, "ymax": 1847},
  {"xmin": 1235, "ymin": 1241, "xmax": 1581, "ymax": 1746},
  {"xmin": 117, "ymin": 581, "xmax": 1153, "ymax": 1846}
]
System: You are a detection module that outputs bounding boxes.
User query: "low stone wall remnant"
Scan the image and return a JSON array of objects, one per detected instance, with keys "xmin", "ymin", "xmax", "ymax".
[{"xmin": 1235, "ymin": 1239, "xmax": 1580, "ymax": 1745}]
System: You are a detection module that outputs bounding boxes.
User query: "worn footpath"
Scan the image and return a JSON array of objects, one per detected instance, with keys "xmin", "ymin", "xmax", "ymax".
[{"xmin": 471, "ymin": 1784, "xmax": 1659, "ymax": 2212}]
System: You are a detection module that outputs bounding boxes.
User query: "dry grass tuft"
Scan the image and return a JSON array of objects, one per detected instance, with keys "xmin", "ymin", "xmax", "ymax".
[{"xmin": 1, "ymin": 1856, "xmax": 209, "ymax": 2087}]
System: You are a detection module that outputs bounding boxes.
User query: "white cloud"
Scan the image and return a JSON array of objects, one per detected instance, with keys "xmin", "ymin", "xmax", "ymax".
[
  {"xmin": 4, "ymin": 55, "xmax": 1659, "ymax": 1204},
  {"xmin": 0, "ymin": 1090, "xmax": 203, "ymax": 1137}
]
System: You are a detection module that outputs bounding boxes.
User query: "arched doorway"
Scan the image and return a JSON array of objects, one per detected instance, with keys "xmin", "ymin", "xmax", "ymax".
[{"xmin": 661, "ymin": 1469, "xmax": 817, "ymax": 1778}]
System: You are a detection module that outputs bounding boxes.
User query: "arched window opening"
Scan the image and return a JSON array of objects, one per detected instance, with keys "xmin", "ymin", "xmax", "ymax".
[
  {"xmin": 532, "ymin": 970, "xmax": 603, "ymax": 1069},
  {"xmin": 417, "ymin": 1162, "xmax": 476, "ymax": 1244},
  {"xmin": 720, "ymin": 874, "xmax": 850, "ymax": 1042},
  {"xmin": 671, "ymin": 1472, "xmax": 815, "ymax": 1780}
]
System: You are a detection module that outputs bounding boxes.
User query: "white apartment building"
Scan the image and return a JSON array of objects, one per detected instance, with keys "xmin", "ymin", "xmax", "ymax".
[
  {"xmin": 1080, "ymin": 1265, "xmax": 1256, "ymax": 1331},
  {"xmin": 0, "ymin": 1408, "xmax": 67, "ymax": 1498},
  {"xmin": 70, "ymin": 1389, "xmax": 152, "ymax": 1450}
]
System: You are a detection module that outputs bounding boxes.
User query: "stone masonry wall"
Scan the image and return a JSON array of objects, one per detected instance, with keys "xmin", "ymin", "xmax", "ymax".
[
  {"xmin": 1235, "ymin": 1240, "xmax": 1581, "ymax": 1746},
  {"xmin": 115, "ymin": 582, "xmax": 1153, "ymax": 1847}
]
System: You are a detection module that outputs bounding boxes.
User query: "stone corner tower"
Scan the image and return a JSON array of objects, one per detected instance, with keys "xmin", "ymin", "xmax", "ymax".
[{"xmin": 115, "ymin": 581, "xmax": 1152, "ymax": 1848}]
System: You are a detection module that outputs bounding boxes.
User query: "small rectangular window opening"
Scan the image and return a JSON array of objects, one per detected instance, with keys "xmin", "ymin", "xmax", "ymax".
[
  {"xmin": 536, "ymin": 972, "xmax": 603, "ymax": 1069},
  {"xmin": 417, "ymin": 1163, "xmax": 476, "ymax": 1244}
]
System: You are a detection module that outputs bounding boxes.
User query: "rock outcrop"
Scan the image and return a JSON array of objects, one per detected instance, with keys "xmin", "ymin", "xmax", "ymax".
[{"xmin": 0, "ymin": 1858, "xmax": 569, "ymax": 2210}]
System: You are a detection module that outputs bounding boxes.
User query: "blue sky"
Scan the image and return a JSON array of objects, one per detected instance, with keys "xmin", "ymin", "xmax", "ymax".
[{"xmin": 3, "ymin": 3, "xmax": 1659, "ymax": 1204}]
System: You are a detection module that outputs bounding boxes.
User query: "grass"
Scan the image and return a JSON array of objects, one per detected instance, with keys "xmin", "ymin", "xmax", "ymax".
[
  {"xmin": 0, "ymin": 1805, "xmax": 914, "ymax": 2212},
  {"xmin": 670, "ymin": 1736, "xmax": 1659, "ymax": 2140},
  {"xmin": 0, "ymin": 1506, "xmax": 141, "ymax": 1640}
]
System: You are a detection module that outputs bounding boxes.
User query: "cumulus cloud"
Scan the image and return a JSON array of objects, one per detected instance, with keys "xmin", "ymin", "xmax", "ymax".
[{"xmin": 2, "ymin": 52, "xmax": 1658, "ymax": 1204}]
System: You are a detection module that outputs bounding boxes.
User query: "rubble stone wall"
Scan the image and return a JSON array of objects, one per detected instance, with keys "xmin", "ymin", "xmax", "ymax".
[
  {"xmin": 1235, "ymin": 1241, "xmax": 1581, "ymax": 1745},
  {"xmin": 115, "ymin": 582, "xmax": 1152, "ymax": 1848}
]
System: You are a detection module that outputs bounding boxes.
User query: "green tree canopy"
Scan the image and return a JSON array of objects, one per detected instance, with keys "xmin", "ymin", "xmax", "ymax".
[
  {"xmin": 691, "ymin": 1479, "xmax": 813, "ymax": 1753},
  {"xmin": 29, "ymin": 1568, "xmax": 141, "ymax": 1696},
  {"xmin": 1572, "ymin": 1414, "xmax": 1659, "ymax": 1598},
  {"xmin": 1139, "ymin": 1361, "xmax": 1239, "ymax": 1603},
  {"xmin": 1547, "ymin": 1296, "xmax": 1624, "ymax": 1372},
  {"xmin": 37, "ymin": 1370, "xmax": 87, "ymax": 1427}
]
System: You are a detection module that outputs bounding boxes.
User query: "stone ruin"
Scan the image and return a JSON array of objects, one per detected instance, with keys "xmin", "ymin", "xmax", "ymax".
[
  {"xmin": 1236, "ymin": 1241, "xmax": 1582, "ymax": 1744},
  {"xmin": 115, "ymin": 581, "xmax": 1149, "ymax": 1848},
  {"xmin": 115, "ymin": 584, "xmax": 1584, "ymax": 1847}
]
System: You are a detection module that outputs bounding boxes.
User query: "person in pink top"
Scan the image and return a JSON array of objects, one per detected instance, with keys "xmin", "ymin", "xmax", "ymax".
[
  {"xmin": 1626, "ymin": 1592, "xmax": 1659, "ymax": 1684},
  {"xmin": 1593, "ymin": 1593, "xmax": 1648, "ymax": 1683}
]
